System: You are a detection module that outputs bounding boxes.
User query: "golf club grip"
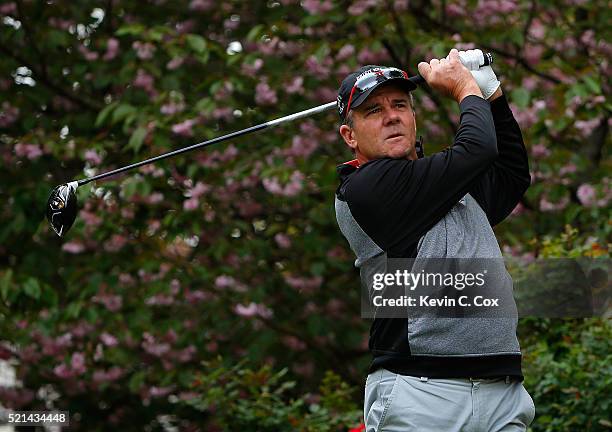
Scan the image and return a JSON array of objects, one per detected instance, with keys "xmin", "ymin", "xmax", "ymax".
[{"xmin": 409, "ymin": 52, "xmax": 493, "ymax": 85}]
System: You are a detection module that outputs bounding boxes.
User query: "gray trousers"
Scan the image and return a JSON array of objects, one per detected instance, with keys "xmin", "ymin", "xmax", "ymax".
[{"xmin": 364, "ymin": 369, "xmax": 535, "ymax": 432}]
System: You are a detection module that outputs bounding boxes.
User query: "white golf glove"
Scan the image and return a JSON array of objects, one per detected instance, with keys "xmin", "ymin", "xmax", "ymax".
[{"xmin": 457, "ymin": 49, "xmax": 500, "ymax": 99}]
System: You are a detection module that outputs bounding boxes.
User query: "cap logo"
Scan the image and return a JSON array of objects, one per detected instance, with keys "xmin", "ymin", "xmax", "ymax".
[
  {"xmin": 336, "ymin": 94, "xmax": 344, "ymax": 117},
  {"xmin": 355, "ymin": 68, "xmax": 383, "ymax": 81}
]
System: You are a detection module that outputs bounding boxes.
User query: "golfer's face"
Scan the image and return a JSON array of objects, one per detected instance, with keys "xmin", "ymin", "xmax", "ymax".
[{"xmin": 350, "ymin": 84, "xmax": 417, "ymax": 162}]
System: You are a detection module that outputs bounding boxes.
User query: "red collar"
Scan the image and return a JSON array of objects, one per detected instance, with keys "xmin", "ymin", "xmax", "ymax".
[{"xmin": 342, "ymin": 159, "xmax": 360, "ymax": 168}]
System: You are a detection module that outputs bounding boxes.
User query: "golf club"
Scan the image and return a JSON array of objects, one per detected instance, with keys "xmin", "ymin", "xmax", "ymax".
[{"xmin": 46, "ymin": 53, "xmax": 493, "ymax": 237}]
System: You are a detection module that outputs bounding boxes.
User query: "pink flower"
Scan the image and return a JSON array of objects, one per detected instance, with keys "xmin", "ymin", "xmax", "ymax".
[
  {"xmin": 285, "ymin": 76, "xmax": 304, "ymax": 94},
  {"xmin": 522, "ymin": 77, "xmax": 539, "ymax": 91},
  {"xmin": 133, "ymin": 69, "xmax": 156, "ymax": 97},
  {"xmin": 528, "ymin": 19, "xmax": 545, "ymax": 40},
  {"xmin": 84, "ymin": 149, "xmax": 102, "ymax": 165},
  {"xmin": 80, "ymin": 209, "xmax": 102, "ymax": 227},
  {"xmin": 510, "ymin": 202, "xmax": 525, "ymax": 217},
  {"xmin": 233, "ymin": 302, "xmax": 273, "ymax": 319},
  {"xmin": 559, "ymin": 163, "xmax": 577, "ymax": 176},
  {"xmin": 258, "ymin": 36, "xmax": 280, "ymax": 55},
  {"xmin": 104, "ymin": 234, "xmax": 128, "ymax": 252},
  {"xmin": 445, "ymin": 3, "xmax": 465, "ymax": 17},
  {"xmin": 282, "ymin": 335, "xmax": 307, "ymax": 351},
  {"xmin": 70, "ymin": 352, "xmax": 86, "ymax": 375},
  {"xmin": 14, "ymin": 143, "xmax": 42, "ymax": 160},
  {"xmin": 103, "ymin": 38, "xmax": 119, "ymax": 61},
  {"xmin": 119, "ymin": 273, "xmax": 135, "ymax": 286},
  {"xmin": 255, "ymin": 81, "xmax": 278, "ymax": 105},
  {"xmin": 283, "ymin": 275, "xmax": 323, "ymax": 293},
  {"xmin": 142, "ymin": 333, "xmax": 171, "ymax": 357},
  {"xmin": 166, "ymin": 57, "xmax": 184, "ymax": 70},
  {"xmin": 241, "ymin": 58, "xmax": 263, "ymax": 77},
  {"xmin": 93, "ymin": 293, "xmax": 123, "ymax": 312},
  {"xmin": 348, "ymin": 0, "xmax": 379, "ymax": 15},
  {"xmin": 215, "ymin": 275, "xmax": 237, "ymax": 288},
  {"xmin": 174, "ymin": 345, "xmax": 196, "ymax": 362},
  {"xmin": 160, "ymin": 100, "xmax": 185, "ymax": 115},
  {"xmin": 132, "ymin": 41, "xmax": 156, "ymax": 60},
  {"xmin": 524, "ymin": 43, "xmax": 544, "ymax": 65},
  {"xmin": 394, "ymin": 0, "xmax": 409, "ymax": 11},
  {"xmin": 183, "ymin": 197, "xmax": 199, "ymax": 211},
  {"xmin": 53, "ymin": 363, "xmax": 74, "ymax": 379},
  {"xmin": 531, "ymin": 143, "xmax": 551, "ymax": 159},
  {"xmin": 189, "ymin": 0, "xmax": 214, "ymax": 11},
  {"xmin": 0, "ymin": 2, "xmax": 17, "ymax": 14},
  {"xmin": 145, "ymin": 294, "xmax": 174, "ymax": 306},
  {"xmin": 510, "ymin": 104, "xmax": 538, "ymax": 129},
  {"xmin": 292, "ymin": 361, "xmax": 314, "ymax": 377},
  {"xmin": 188, "ymin": 181, "xmax": 210, "ymax": 199},
  {"xmin": 145, "ymin": 192, "xmax": 164, "ymax": 204},
  {"xmin": 287, "ymin": 134, "xmax": 318, "ymax": 159},
  {"xmin": 236, "ymin": 200, "xmax": 263, "ymax": 218},
  {"xmin": 148, "ymin": 386, "xmax": 174, "ymax": 398},
  {"xmin": 223, "ymin": 17, "xmax": 239, "ymax": 30},
  {"xmin": 78, "ymin": 44, "xmax": 99, "ymax": 61},
  {"xmin": 302, "ymin": 0, "xmax": 333, "ymax": 14},
  {"xmin": 0, "ymin": 102, "xmax": 19, "ymax": 127},
  {"xmin": 62, "ymin": 241, "xmax": 85, "ymax": 254},
  {"xmin": 539, "ymin": 195, "xmax": 569, "ymax": 212},
  {"xmin": 262, "ymin": 171, "xmax": 305, "ymax": 197},
  {"xmin": 357, "ymin": 47, "xmax": 386, "ymax": 64},
  {"xmin": 336, "ymin": 44, "xmax": 355, "ymax": 61},
  {"xmin": 305, "ymin": 55, "xmax": 331, "ymax": 76},
  {"xmin": 185, "ymin": 289, "xmax": 208, "ymax": 304},
  {"xmin": 100, "ymin": 333, "xmax": 118, "ymax": 347},
  {"xmin": 577, "ymin": 183, "xmax": 596, "ymax": 206},
  {"xmin": 172, "ymin": 118, "xmax": 196, "ymax": 137},
  {"xmin": 213, "ymin": 107, "xmax": 233, "ymax": 121},
  {"xmin": 575, "ymin": 117, "xmax": 601, "ymax": 138},
  {"xmin": 93, "ymin": 367, "xmax": 124, "ymax": 383},
  {"xmin": 274, "ymin": 233, "xmax": 291, "ymax": 249}
]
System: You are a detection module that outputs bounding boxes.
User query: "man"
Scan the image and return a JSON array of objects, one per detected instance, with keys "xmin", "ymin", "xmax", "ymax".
[{"xmin": 334, "ymin": 49, "xmax": 534, "ymax": 431}]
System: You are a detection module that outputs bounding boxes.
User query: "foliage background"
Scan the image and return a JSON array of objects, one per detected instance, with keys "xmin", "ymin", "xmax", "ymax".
[{"xmin": 0, "ymin": 0, "xmax": 609, "ymax": 430}]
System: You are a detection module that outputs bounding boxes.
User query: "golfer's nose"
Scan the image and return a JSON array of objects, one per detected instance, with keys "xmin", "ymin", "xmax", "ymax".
[{"xmin": 383, "ymin": 106, "xmax": 401, "ymax": 125}]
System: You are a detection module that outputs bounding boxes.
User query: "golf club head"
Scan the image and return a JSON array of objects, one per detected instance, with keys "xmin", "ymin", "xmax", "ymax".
[{"xmin": 46, "ymin": 181, "xmax": 79, "ymax": 237}]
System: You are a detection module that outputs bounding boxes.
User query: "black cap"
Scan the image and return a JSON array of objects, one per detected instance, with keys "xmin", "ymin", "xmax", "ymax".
[{"xmin": 337, "ymin": 65, "xmax": 417, "ymax": 121}]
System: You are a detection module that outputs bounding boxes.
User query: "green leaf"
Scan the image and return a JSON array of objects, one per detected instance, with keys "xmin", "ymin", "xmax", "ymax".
[
  {"xmin": 23, "ymin": 278, "xmax": 41, "ymax": 299},
  {"xmin": 186, "ymin": 34, "xmax": 208, "ymax": 54},
  {"xmin": 246, "ymin": 24, "xmax": 264, "ymax": 42},
  {"xmin": 65, "ymin": 301, "xmax": 83, "ymax": 318},
  {"xmin": 583, "ymin": 76, "xmax": 601, "ymax": 95},
  {"xmin": 0, "ymin": 269, "xmax": 13, "ymax": 301},
  {"xmin": 95, "ymin": 102, "xmax": 118, "ymax": 128},
  {"xmin": 129, "ymin": 370, "xmax": 146, "ymax": 393},
  {"xmin": 111, "ymin": 104, "xmax": 137, "ymax": 125},
  {"xmin": 116, "ymin": 24, "xmax": 146, "ymax": 36},
  {"xmin": 126, "ymin": 127, "xmax": 147, "ymax": 153},
  {"xmin": 511, "ymin": 88, "xmax": 530, "ymax": 109}
]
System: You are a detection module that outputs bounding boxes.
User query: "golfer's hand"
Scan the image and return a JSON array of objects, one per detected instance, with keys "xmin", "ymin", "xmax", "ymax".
[
  {"xmin": 418, "ymin": 49, "xmax": 483, "ymax": 103},
  {"xmin": 457, "ymin": 49, "xmax": 501, "ymax": 100}
]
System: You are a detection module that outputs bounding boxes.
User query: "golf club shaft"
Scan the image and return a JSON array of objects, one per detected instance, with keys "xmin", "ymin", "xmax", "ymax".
[{"xmin": 78, "ymin": 101, "xmax": 337, "ymax": 186}]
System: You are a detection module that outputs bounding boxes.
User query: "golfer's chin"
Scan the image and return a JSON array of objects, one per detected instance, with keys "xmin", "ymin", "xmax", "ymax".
[{"xmin": 384, "ymin": 136, "xmax": 413, "ymax": 159}]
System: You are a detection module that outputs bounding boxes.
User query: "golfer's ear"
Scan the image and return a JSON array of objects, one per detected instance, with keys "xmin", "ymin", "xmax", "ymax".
[{"xmin": 339, "ymin": 124, "xmax": 357, "ymax": 151}]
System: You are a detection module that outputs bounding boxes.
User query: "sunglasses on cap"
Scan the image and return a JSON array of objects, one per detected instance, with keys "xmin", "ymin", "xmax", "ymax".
[{"xmin": 344, "ymin": 67, "xmax": 410, "ymax": 117}]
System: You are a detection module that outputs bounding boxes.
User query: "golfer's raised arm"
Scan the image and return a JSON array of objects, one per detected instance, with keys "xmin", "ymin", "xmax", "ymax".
[{"xmin": 468, "ymin": 93, "xmax": 531, "ymax": 226}]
